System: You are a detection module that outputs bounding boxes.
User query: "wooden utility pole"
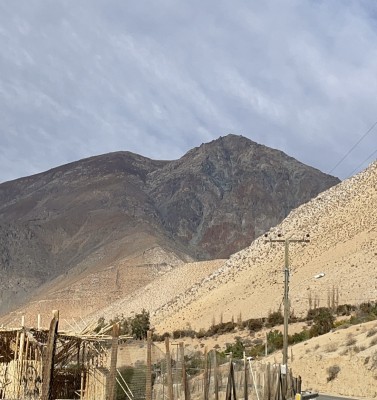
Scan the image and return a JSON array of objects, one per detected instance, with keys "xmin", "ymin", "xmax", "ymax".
[
  {"xmin": 41, "ymin": 310, "xmax": 59, "ymax": 400},
  {"xmin": 264, "ymin": 234, "xmax": 310, "ymax": 370}
]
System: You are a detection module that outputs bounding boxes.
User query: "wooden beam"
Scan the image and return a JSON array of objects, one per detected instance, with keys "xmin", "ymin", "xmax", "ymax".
[
  {"xmin": 41, "ymin": 310, "xmax": 59, "ymax": 400},
  {"xmin": 106, "ymin": 323, "xmax": 119, "ymax": 400}
]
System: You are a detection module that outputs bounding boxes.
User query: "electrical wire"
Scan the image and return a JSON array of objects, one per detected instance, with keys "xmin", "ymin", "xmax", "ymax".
[
  {"xmin": 329, "ymin": 120, "xmax": 377, "ymax": 175},
  {"xmin": 347, "ymin": 146, "xmax": 377, "ymax": 177}
]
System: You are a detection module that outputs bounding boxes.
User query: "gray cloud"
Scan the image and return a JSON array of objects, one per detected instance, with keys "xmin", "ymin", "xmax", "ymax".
[{"xmin": 0, "ymin": 0, "xmax": 377, "ymax": 182}]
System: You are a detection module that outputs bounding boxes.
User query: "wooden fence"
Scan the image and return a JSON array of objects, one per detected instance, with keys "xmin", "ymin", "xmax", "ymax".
[
  {"xmin": 0, "ymin": 317, "xmax": 302, "ymax": 400},
  {"xmin": 148, "ymin": 337, "xmax": 301, "ymax": 400}
]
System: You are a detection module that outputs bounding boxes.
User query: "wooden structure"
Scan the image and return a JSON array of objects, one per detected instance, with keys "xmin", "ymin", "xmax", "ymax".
[
  {"xmin": 0, "ymin": 320, "xmax": 302, "ymax": 400},
  {"xmin": 0, "ymin": 312, "xmax": 126, "ymax": 400},
  {"xmin": 151, "ymin": 338, "xmax": 302, "ymax": 400}
]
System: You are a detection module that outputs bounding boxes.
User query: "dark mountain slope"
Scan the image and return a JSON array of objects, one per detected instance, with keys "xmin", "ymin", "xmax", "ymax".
[{"xmin": 149, "ymin": 135, "xmax": 339, "ymax": 257}]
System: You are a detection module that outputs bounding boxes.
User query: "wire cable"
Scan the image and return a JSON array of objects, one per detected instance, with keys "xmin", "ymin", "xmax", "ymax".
[
  {"xmin": 347, "ymin": 146, "xmax": 377, "ymax": 177},
  {"xmin": 329, "ymin": 120, "xmax": 377, "ymax": 174}
]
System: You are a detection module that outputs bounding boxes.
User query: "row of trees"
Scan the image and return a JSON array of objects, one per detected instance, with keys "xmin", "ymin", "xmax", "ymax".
[{"xmin": 96, "ymin": 300, "xmax": 377, "ymax": 355}]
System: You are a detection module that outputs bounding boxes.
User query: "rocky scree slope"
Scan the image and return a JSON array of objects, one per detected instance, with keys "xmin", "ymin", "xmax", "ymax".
[{"xmin": 153, "ymin": 160, "xmax": 377, "ymax": 332}]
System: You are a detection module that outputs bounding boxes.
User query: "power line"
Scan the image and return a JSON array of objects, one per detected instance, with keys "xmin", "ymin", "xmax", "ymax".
[
  {"xmin": 347, "ymin": 146, "xmax": 377, "ymax": 177},
  {"xmin": 329, "ymin": 120, "xmax": 377, "ymax": 175}
]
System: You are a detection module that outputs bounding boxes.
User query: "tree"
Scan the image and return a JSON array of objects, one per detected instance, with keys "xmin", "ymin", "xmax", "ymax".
[
  {"xmin": 131, "ymin": 309, "xmax": 150, "ymax": 339},
  {"xmin": 266, "ymin": 310, "xmax": 284, "ymax": 327},
  {"xmin": 310, "ymin": 307, "xmax": 335, "ymax": 337},
  {"xmin": 267, "ymin": 330, "xmax": 283, "ymax": 351},
  {"xmin": 222, "ymin": 338, "xmax": 245, "ymax": 359}
]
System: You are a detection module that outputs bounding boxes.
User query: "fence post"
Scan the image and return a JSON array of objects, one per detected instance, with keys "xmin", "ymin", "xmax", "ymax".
[
  {"xmin": 265, "ymin": 363, "xmax": 271, "ymax": 400},
  {"xmin": 106, "ymin": 323, "xmax": 119, "ymax": 400},
  {"xmin": 243, "ymin": 352, "xmax": 248, "ymax": 400},
  {"xmin": 41, "ymin": 310, "xmax": 59, "ymax": 400},
  {"xmin": 213, "ymin": 350, "xmax": 219, "ymax": 400},
  {"xmin": 203, "ymin": 348, "xmax": 209, "ymax": 400},
  {"xmin": 226, "ymin": 355, "xmax": 236, "ymax": 400},
  {"xmin": 165, "ymin": 337, "xmax": 174, "ymax": 400},
  {"xmin": 180, "ymin": 342, "xmax": 188, "ymax": 400},
  {"xmin": 297, "ymin": 376, "xmax": 302, "ymax": 394},
  {"xmin": 146, "ymin": 331, "xmax": 152, "ymax": 400}
]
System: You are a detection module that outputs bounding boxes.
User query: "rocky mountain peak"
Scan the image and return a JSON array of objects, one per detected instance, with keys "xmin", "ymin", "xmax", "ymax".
[{"xmin": 0, "ymin": 136, "xmax": 340, "ymax": 317}]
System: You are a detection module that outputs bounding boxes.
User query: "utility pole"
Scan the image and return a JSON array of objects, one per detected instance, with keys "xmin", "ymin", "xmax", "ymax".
[{"xmin": 265, "ymin": 233, "xmax": 310, "ymax": 370}]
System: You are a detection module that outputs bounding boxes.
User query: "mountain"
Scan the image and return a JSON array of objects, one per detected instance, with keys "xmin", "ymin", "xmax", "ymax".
[
  {"xmin": 148, "ymin": 159, "xmax": 376, "ymax": 332},
  {"xmin": 0, "ymin": 134, "xmax": 339, "ymax": 321}
]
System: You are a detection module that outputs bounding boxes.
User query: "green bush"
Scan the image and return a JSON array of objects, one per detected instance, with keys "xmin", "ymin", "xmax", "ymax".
[
  {"xmin": 288, "ymin": 329, "xmax": 310, "ymax": 345},
  {"xmin": 309, "ymin": 308, "xmax": 335, "ymax": 337},
  {"xmin": 245, "ymin": 318, "xmax": 264, "ymax": 333},
  {"xmin": 185, "ymin": 352, "xmax": 204, "ymax": 376},
  {"xmin": 359, "ymin": 302, "xmax": 377, "ymax": 315},
  {"xmin": 249, "ymin": 343, "xmax": 266, "ymax": 358},
  {"xmin": 96, "ymin": 309, "xmax": 150, "ymax": 339},
  {"xmin": 267, "ymin": 330, "xmax": 283, "ymax": 351},
  {"xmin": 336, "ymin": 304, "xmax": 355, "ymax": 316},
  {"xmin": 266, "ymin": 310, "xmax": 284, "ymax": 327},
  {"xmin": 222, "ymin": 338, "xmax": 245, "ymax": 359},
  {"xmin": 206, "ymin": 321, "xmax": 236, "ymax": 336},
  {"xmin": 131, "ymin": 309, "xmax": 150, "ymax": 339}
]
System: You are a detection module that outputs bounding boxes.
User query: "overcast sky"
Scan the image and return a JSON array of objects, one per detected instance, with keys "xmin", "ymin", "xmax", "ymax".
[{"xmin": 1, "ymin": 0, "xmax": 377, "ymax": 183}]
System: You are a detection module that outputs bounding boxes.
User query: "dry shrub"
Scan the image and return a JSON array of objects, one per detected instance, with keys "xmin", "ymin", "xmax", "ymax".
[
  {"xmin": 367, "ymin": 327, "xmax": 377, "ymax": 337},
  {"xmin": 327, "ymin": 365, "xmax": 341, "ymax": 382},
  {"xmin": 346, "ymin": 334, "xmax": 357, "ymax": 346},
  {"xmin": 353, "ymin": 345, "xmax": 365, "ymax": 353},
  {"xmin": 339, "ymin": 348, "xmax": 348, "ymax": 356},
  {"xmin": 325, "ymin": 342, "xmax": 338, "ymax": 353},
  {"xmin": 370, "ymin": 351, "xmax": 377, "ymax": 370}
]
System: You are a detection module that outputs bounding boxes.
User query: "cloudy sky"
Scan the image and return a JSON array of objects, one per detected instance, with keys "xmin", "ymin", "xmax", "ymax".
[{"xmin": 1, "ymin": 0, "xmax": 377, "ymax": 183}]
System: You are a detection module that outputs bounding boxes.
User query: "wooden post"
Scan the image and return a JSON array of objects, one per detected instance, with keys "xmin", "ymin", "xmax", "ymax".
[
  {"xmin": 243, "ymin": 352, "xmax": 248, "ymax": 400},
  {"xmin": 213, "ymin": 350, "xmax": 218, "ymax": 400},
  {"xmin": 287, "ymin": 369, "xmax": 294, "ymax": 400},
  {"xmin": 226, "ymin": 354, "xmax": 236, "ymax": 400},
  {"xmin": 146, "ymin": 331, "xmax": 152, "ymax": 400},
  {"xmin": 265, "ymin": 363, "xmax": 271, "ymax": 400},
  {"xmin": 180, "ymin": 342, "xmax": 188, "ymax": 400},
  {"xmin": 14, "ymin": 330, "xmax": 19, "ymax": 361},
  {"xmin": 276, "ymin": 366, "xmax": 282, "ymax": 400},
  {"xmin": 165, "ymin": 337, "xmax": 174, "ymax": 400},
  {"xmin": 106, "ymin": 323, "xmax": 119, "ymax": 400},
  {"xmin": 41, "ymin": 310, "xmax": 59, "ymax": 400},
  {"xmin": 17, "ymin": 328, "xmax": 26, "ymax": 399},
  {"xmin": 80, "ymin": 370, "xmax": 84, "ymax": 400},
  {"xmin": 203, "ymin": 348, "xmax": 209, "ymax": 400},
  {"xmin": 297, "ymin": 376, "xmax": 302, "ymax": 394}
]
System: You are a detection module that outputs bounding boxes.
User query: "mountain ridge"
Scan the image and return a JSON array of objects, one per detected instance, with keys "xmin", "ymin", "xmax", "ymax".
[{"xmin": 0, "ymin": 134, "xmax": 340, "ymax": 320}]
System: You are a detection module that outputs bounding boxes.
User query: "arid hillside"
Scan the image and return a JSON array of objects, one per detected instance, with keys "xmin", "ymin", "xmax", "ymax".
[
  {"xmin": 0, "ymin": 134, "xmax": 338, "ymax": 320},
  {"xmin": 78, "ymin": 160, "xmax": 377, "ymax": 338},
  {"xmin": 147, "ymin": 160, "xmax": 376, "ymax": 332}
]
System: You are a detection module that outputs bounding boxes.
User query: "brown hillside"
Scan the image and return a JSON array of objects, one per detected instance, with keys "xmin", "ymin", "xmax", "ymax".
[
  {"xmin": 152, "ymin": 160, "xmax": 376, "ymax": 332},
  {"xmin": 0, "ymin": 135, "xmax": 338, "ymax": 319}
]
